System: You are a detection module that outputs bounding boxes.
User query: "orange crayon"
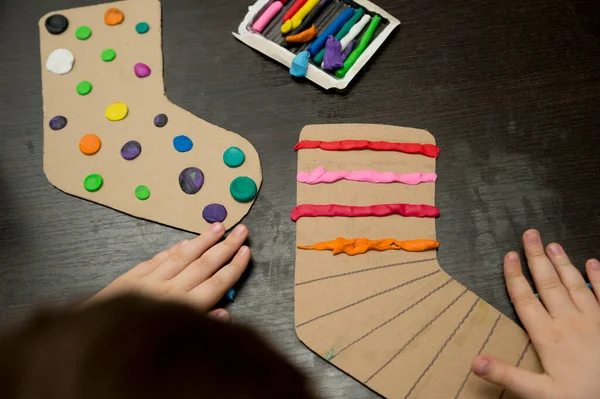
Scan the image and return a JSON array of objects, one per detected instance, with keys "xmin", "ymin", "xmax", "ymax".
[{"xmin": 286, "ymin": 25, "xmax": 317, "ymax": 43}]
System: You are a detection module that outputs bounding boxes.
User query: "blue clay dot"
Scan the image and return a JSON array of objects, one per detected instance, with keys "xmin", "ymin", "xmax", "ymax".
[
  {"xmin": 136, "ymin": 22, "xmax": 150, "ymax": 34},
  {"xmin": 173, "ymin": 135, "xmax": 193, "ymax": 152}
]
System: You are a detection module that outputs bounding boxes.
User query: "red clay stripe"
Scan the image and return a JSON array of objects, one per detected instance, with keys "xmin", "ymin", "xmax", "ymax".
[
  {"xmin": 294, "ymin": 140, "xmax": 441, "ymax": 158},
  {"xmin": 291, "ymin": 203, "xmax": 440, "ymax": 222}
]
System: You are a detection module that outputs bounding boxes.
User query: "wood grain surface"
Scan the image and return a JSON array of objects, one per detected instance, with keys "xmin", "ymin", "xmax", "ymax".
[{"xmin": 0, "ymin": 0, "xmax": 599, "ymax": 397}]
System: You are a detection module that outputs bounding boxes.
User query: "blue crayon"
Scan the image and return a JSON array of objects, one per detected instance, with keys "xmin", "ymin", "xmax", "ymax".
[
  {"xmin": 225, "ymin": 288, "xmax": 236, "ymax": 302},
  {"xmin": 307, "ymin": 7, "xmax": 355, "ymax": 58}
]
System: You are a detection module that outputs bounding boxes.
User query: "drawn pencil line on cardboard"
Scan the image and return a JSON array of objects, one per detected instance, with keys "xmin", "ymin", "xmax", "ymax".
[
  {"xmin": 294, "ymin": 124, "xmax": 544, "ymax": 398},
  {"xmin": 296, "ymin": 270, "xmax": 441, "ymax": 328},
  {"xmin": 363, "ymin": 289, "xmax": 470, "ymax": 383},
  {"xmin": 453, "ymin": 314, "xmax": 502, "ymax": 399},
  {"xmin": 402, "ymin": 299, "xmax": 480, "ymax": 398},
  {"xmin": 333, "ymin": 277, "xmax": 454, "ymax": 359},
  {"xmin": 295, "ymin": 257, "xmax": 437, "ymax": 286}
]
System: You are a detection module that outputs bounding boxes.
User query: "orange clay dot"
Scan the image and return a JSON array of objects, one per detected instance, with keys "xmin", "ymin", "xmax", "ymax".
[
  {"xmin": 79, "ymin": 134, "xmax": 101, "ymax": 155},
  {"xmin": 104, "ymin": 8, "xmax": 124, "ymax": 26}
]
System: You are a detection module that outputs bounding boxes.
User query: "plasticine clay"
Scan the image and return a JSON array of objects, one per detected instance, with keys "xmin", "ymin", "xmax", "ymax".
[
  {"xmin": 290, "ymin": 51, "xmax": 310, "ymax": 77},
  {"xmin": 45, "ymin": 14, "xmax": 69, "ymax": 34},
  {"xmin": 46, "ymin": 49, "xmax": 74, "ymax": 75},
  {"xmin": 39, "ymin": 0, "xmax": 262, "ymax": 232},
  {"xmin": 298, "ymin": 237, "xmax": 440, "ymax": 256},
  {"xmin": 286, "ymin": 25, "xmax": 317, "ymax": 43}
]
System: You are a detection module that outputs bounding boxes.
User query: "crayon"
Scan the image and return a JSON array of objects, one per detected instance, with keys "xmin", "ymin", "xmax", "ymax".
[
  {"xmin": 286, "ymin": 24, "xmax": 317, "ymax": 43},
  {"xmin": 286, "ymin": 0, "xmax": 329, "ymax": 36},
  {"xmin": 335, "ymin": 14, "xmax": 381, "ymax": 78},
  {"xmin": 341, "ymin": 39, "xmax": 357, "ymax": 61},
  {"xmin": 321, "ymin": 14, "xmax": 371, "ymax": 68},
  {"xmin": 313, "ymin": 8, "xmax": 364, "ymax": 64},
  {"xmin": 252, "ymin": 1, "xmax": 284, "ymax": 33},
  {"xmin": 340, "ymin": 14, "xmax": 371, "ymax": 51},
  {"xmin": 307, "ymin": 7, "xmax": 355, "ymax": 57},
  {"xmin": 281, "ymin": 0, "xmax": 320, "ymax": 34},
  {"xmin": 282, "ymin": 0, "xmax": 308, "ymax": 22}
]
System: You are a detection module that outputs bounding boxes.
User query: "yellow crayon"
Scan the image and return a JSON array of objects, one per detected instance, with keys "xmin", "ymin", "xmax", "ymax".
[{"xmin": 281, "ymin": 0, "xmax": 319, "ymax": 34}]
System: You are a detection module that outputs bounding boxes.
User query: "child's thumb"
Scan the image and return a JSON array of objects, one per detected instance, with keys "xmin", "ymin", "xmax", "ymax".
[{"xmin": 472, "ymin": 355, "xmax": 551, "ymax": 398}]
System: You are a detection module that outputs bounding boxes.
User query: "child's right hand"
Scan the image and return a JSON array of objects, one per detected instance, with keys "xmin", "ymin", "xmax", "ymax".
[{"xmin": 472, "ymin": 229, "xmax": 600, "ymax": 398}]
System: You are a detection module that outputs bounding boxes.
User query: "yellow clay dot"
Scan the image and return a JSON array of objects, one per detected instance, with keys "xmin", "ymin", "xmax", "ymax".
[{"xmin": 105, "ymin": 102, "xmax": 129, "ymax": 121}]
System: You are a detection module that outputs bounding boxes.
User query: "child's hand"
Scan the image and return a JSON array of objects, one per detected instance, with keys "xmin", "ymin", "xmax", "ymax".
[
  {"xmin": 90, "ymin": 223, "xmax": 250, "ymax": 323},
  {"xmin": 472, "ymin": 229, "xmax": 600, "ymax": 398}
]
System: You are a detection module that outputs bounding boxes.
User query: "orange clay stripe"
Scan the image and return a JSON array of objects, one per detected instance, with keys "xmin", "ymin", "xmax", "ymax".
[{"xmin": 298, "ymin": 238, "xmax": 440, "ymax": 256}]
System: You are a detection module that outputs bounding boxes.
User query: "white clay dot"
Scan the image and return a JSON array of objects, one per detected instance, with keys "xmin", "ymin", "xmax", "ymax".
[{"xmin": 46, "ymin": 49, "xmax": 74, "ymax": 75}]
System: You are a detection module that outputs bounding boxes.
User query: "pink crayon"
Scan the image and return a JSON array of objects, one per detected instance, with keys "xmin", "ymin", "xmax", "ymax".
[{"xmin": 252, "ymin": 1, "xmax": 284, "ymax": 33}]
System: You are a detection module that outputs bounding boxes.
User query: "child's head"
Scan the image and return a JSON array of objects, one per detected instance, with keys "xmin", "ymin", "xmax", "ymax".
[{"xmin": 0, "ymin": 295, "xmax": 314, "ymax": 399}]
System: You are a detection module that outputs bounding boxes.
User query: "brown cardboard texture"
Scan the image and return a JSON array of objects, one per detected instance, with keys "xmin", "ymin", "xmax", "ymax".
[
  {"xmin": 39, "ymin": 0, "xmax": 262, "ymax": 232},
  {"xmin": 294, "ymin": 124, "xmax": 543, "ymax": 399}
]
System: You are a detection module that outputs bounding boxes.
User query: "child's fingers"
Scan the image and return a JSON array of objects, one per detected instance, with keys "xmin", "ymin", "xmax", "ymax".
[
  {"xmin": 150, "ymin": 223, "xmax": 225, "ymax": 281},
  {"xmin": 546, "ymin": 243, "xmax": 599, "ymax": 314},
  {"xmin": 126, "ymin": 239, "xmax": 189, "ymax": 278},
  {"xmin": 504, "ymin": 251, "xmax": 551, "ymax": 334},
  {"xmin": 188, "ymin": 246, "xmax": 251, "ymax": 311},
  {"xmin": 472, "ymin": 355, "xmax": 553, "ymax": 398},
  {"xmin": 207, "ymin": 308, "xmax": 232, "ymax": 323},
  {"xmin": 586, "ymin": 259, "xmax": 600, "ymax": 304},
  {"xmin": 523, "ymin": 230, "xmax": 577, "ymax": 317},
  {"xmin": 171, "ymin": 224, "xmax": 248, "ymax": 291}
]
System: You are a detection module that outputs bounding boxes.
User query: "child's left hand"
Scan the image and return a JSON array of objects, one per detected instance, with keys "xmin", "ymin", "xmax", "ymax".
[{"xmin": 90, "ymin": 222, "xmax": 250, "ymax": 323}]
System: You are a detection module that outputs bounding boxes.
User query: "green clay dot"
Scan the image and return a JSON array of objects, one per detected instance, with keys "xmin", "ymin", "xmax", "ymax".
[
  {"xmin": 101, "ymin": 48, "xmax": 116, "ymax": 62},
  {"xmin": 223, "ymin": 146, "xmax": 246, "ymax": 168},
  {"xmin": 83, "ymin": 173, "xmax": 103, "ymax": 192},
  {"xmin": 135, "ymin": 185, "xmax": 150, "ymax": 200},
  {"xmin": 75, "ymin": 25, "xmax": 92, "ymax": 40},
  {"xmin": 135, "ymin": 22, "xmax": 149, "ymax": 34},
  {"xmin": 230, "ymin": 176, "xmax": 257, "ymax": 203},
  {"xmin": 76, "ymin": 80, "xmax": 92, "ymax": 95}
]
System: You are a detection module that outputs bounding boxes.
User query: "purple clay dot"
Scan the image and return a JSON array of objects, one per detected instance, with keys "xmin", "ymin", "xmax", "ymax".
[
  {"xmin": 120, "ymin": 140, "xmax": 142, "ymax": 160},
  {"xmin": 134, "ymin": 62, "xmax": 151, "ymax": 78},
  {"xmin": 179, "ymin": 167, "xmax": 204, "ymax": 194},
  {"xmin": 154, "ymin": 113, "xmax": 168, "ymax": 127},
  {"xmin": 202, "ymin": 203, "xmax": 228, "ymax": 223},
  {"xmin": 49, "ymin": 116, "xmax": 67, "ymax": 130}
]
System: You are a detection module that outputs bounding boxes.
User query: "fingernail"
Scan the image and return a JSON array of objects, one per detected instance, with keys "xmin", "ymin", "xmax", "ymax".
[
  {"xmin": 178, "ymin": 239, "xmax": 189, "ymax": 247},
  {"xmin": 473, "ymin": 357, "xmax": 490, "ymax": 375},
  {"xmin": 589, "ymin": 259, "xmax": 600, "ymax": 271},
  {"xmin": 524, "ymin": 230, "xmax": 539, "ymax": 243},
  {"xmin": 210, "ymin": 223, "xmax": 224, "ymax": 234},
  {"xmin": 216, "ymin": 310, "xmax": 231, "ymax": 323},
  {"xmin": 239, "ymin": 245, "xmax": 250, "ymax": 256},
  {"xmin": 506, "ymin": 252, "xmax": 519, "ymax": 262},
  {"xmin": 233, "ymin": 224, "xmax": 246, "ymax": 237},
  {"xmin": 548, "ymin": 243, "xmax": 563, "ymax": 256}
]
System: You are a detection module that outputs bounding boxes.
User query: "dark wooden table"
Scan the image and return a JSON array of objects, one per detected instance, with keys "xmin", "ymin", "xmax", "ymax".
[{"xmin": 1, "ymin": 0, "xmax": 599, "ymax": 397}]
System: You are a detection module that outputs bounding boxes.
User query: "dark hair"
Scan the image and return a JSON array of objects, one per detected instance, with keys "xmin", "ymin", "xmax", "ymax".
[{"xmin": 0, "ymin": 295, "xmax": 315, "ymax": 399}]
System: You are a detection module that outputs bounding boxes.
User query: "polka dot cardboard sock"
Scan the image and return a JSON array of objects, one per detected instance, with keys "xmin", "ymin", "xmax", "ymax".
[
  {"xmin": 294, "ymin": 124, "xmax": 543, "ymax": 399},
  {"xmin": 39, "ymin": 0, "xmax": 262, "ymax": 232}
]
